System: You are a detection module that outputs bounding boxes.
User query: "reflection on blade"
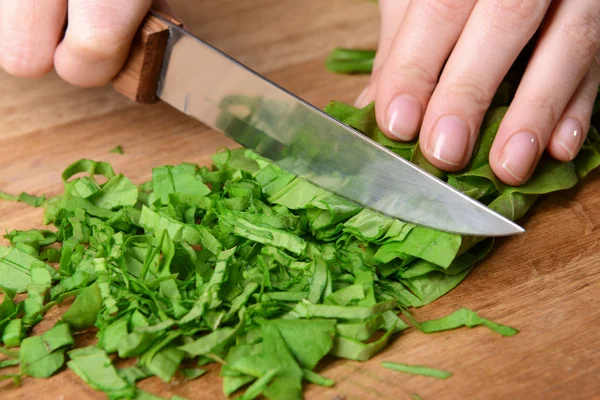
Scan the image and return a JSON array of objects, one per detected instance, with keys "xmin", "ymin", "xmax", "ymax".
[{"xmin": 157, "ymin": 24, "xmax": 524, "ymax": 236}]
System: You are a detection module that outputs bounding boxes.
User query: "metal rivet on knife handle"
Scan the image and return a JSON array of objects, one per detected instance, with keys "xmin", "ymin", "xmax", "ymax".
[{"xmin": 112, "ymin": 11, "xmax": 183, "ymax": 104}]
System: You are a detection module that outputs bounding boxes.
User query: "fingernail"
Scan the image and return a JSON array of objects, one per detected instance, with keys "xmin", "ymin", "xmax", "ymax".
[
  {"xmin": 429, "ymin": 115, "xmax": 470, "ymax": 166},
  {"xmin": 386, "ymin": 94, "xmax": 422, "ymax": 140},
  {"xmin": 555, "ymin": 118, "xmax": 584, "ymax": 160},
  {"xmin": 354, "ymin": 87, "xmax": 369, "ymax": 108},
  {"xmin": 500, "ymin": 131, "xmax": 539, "ymax": 182}
]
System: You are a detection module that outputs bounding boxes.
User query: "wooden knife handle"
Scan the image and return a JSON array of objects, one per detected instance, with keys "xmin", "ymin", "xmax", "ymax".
[{"xmin": 112, "ymin": 12, "xmax": 182, "ymax": 104}]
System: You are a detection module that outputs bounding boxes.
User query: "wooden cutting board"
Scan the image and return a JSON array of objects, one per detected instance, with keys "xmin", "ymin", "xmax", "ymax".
[{"xmin": 1, "ymin": 1, "xmax": 599, "ymax": 399}]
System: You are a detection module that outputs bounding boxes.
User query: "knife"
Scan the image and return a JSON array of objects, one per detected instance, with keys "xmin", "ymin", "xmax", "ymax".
[{"xmin": 112, "ymin": 12, "xmax": 524, "ymax": 237}]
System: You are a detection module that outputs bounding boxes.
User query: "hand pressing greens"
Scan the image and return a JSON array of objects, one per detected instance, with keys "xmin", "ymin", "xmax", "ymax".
[{"xmin": 1, "ymin": 83, "xmax": 599, "ymax": 399}]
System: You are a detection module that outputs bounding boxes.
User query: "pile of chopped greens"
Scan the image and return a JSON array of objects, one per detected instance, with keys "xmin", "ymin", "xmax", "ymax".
[{"xmin": 0, "ymin": 49, "xmax": 599, "ymax": 400}]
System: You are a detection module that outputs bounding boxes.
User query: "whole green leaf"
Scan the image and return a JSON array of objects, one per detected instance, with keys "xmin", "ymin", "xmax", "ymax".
[{"xmin": 575, "ymin": 126, "xmax": 600, "ymax": 178}]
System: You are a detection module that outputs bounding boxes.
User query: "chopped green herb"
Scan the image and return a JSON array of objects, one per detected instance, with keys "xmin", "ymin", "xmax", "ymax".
[
  {"xmin": 0, "ymin": 191, "xmax": 46, "ymax": 207},
  {"xmin": 0, "ymin": 374, "xmax": 21, "ymax": 386},
  {"xmin": 67, "ymin": 346, "xmax": 135, "ymax": 398},
  {"xmin": 325, "ymin": 48, "xmax": 376, "ymax": 74},
  {"xmin": 0, "ymin": 358, "xmax": 19, "ymax": 368},
  {"xmin": 381, "ymin": 361, "xmax": 452, "ymax": 379},
  {"xmin": 302, "ymin": 369, "xmax": 335, "ymax": 387},
  {"xmin": 110, "ymin": 145, "xmax": 125, "ymax": 154},
  {"xmin": 405, "ymin": 308, "xmax": 519, "ymax": 337},
  {"xmin": 61, "ymin": 283, "xmax": 103, "ymax": 331},
  {"xmin": 18, "ymin": 323, "xmax": 74, "ymax": 378},
  {"xmin": 0, "ymin": 57, "xmax": 597, "ymax": 399},
  {"xmin": 2, "ymin": 319, "xmax": 23, "ymax": 347},
  {"xmin": 181, "ymin": 368, "xmax": 206, "ymax": 380},
  {"xmin": 240, "ymin": 367, "xmax": 279, "ymax": 400},
  {"xmin": 19, "ymin": 337, "xmax": 65, "ymax": 378}
]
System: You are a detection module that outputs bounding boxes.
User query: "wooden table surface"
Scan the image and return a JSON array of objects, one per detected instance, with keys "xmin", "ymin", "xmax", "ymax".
[{"xmin": 1, "ymin": 1, "xmax": 599, "ymax": 399}]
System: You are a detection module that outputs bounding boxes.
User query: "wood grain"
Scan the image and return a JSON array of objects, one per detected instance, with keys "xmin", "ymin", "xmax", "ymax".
[
  {"xmin": 112, "ymin": 13, "xmax": 183, "ymax": 103},
  {"xmin": 1, "ymin": 1, "xmax": 599, "ymax": 399}
]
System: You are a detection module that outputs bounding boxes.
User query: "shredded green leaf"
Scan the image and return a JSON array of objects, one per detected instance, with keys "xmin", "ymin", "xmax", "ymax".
[
  {"xmin": 0, "ymin": 54, "xmax": 597, "ymax": 399},
  {"xmin": 110, "ymin": 145, "xmax": 125, "ymax": 154},
  {"xmin": 0, "ymin": 191, "xmax": 46, "ymax": 207},
  {"xmin": 405, "ymin": 308, "xmax": 519, "ymax": 337},
  {"xmin": 381, "ymin": 361, "xmax": 452, "ymax": 379}
]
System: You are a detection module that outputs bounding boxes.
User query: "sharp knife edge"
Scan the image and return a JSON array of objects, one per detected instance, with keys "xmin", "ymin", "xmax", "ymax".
[{"xmin": 151, "ymin": 18, "xmax": 523, "ymax": 237}]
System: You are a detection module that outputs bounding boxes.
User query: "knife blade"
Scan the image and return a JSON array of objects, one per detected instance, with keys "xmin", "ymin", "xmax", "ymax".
[{"xmin": 115, "ymin": 13, "xmax": 524, "ymax": 237}]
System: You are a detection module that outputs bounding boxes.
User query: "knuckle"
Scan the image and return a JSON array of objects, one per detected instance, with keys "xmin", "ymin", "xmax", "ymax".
[
  {"xmin": 421, "ymin": 0, "xmax": 473, "ymax": 24},
  {"xmin": 66, "ymin": 5, "xmax": 136, "ymax": 61},
  {"xmin": 525, "ymin": 94, "xmax": 561, "ymax": 124},
  {"xmin": 580, "ymin": 90, "xmax": 597, "ymax": 110},
  {"xmin": 385, "ymin": 60, "xmax": 438, "ymax": 90},
  {"xmin": 446, "ymin": 74, "xmax": 494, "ymax": 109},
  {"xmin": 0, "ymin": 44, "xmax": 52, "ymax": 78},
  {"xmin": 561, "ymin": 10, "xmax": 600, "ymax": 61},
  {"xmin": 67, "ymin": 27, "xmax": 130, "ymax": 61},
  {"xmin": 483, "ymin": 0, "xmax": 548, "ymax": 33}
]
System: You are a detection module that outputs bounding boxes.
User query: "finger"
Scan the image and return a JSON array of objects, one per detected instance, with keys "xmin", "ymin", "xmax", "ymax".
[
  {"xmin": 547, "ymin": 59, "xmax": 600, "ymax": 161},
  {"xmin": 419, "ymin": 0, "xmax": 551, "ymax": 171},
  {"xmin": 0, "ymin": 0, "xmax": 66, "ymax": 78},
  {"xmin": 354, "ymin": 0, "xmax": 409, "ymax": 108},
  {"xmin": 54, "ymin": 0, "xmax": 152, "ymax": 87},
  {"xmin": 152, "ymin": 0, "xmax": 176, "ymax": 16},
  {"xmin": 490, "ymin": 1, "xmax": 600, "ymax": 185},
  {"xmin": 373, "ymin": 0, "xmax": 476, "ymax": 141}
]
